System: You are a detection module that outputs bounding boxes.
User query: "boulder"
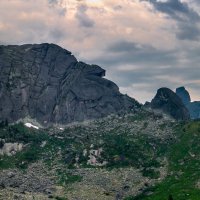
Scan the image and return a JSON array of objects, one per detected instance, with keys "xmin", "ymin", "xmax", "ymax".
[{"xmin": 0, "ymin": 142, "xmax": 23, "ymax": 156}]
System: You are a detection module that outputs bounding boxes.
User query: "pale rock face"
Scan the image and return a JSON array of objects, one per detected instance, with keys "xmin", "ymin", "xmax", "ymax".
[
  {"xmin": 0, "ymin": 142, "xmax": 23, "ymax": 156},
  {"xmin": 40, "ymin": 141, "xmax": 47, "ymax": 148},
  {"xmin": 83, "ymin": 149, "xmax": 87, "ymax": 157},
  {"xmin": 87, "ymin": 148, "xmax": 107, "ymax": 166},
  {"xmin": 0, "ymin": 43, "xmax": 140, "ymax": 126}
]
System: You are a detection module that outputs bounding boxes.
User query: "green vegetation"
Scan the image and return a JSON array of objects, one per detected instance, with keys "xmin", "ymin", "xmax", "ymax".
[
  {"xmin": 126, "ymin": 120, "xmax": 200, "ymax": 200},
  {"xmin": 0, "ymin": 123, "xmax": 89, "ymax": 170},
  {"xmin": 102, "ymin": 133, "xmax": 162, "ymax": 170},
  {"xmin": 0, "ymin": 123, "xmax": 48, "ymax": 169},
  {"xmin": 0, "ymin": 114, "xmax": 200, "ymax": 200},
  {"xmin": 0, "ymin": 123, "xmax": 48, "ymax": 143},
  {"xmin": 57, "ymin": 169, "xmax": 82, "ymax": 186}
]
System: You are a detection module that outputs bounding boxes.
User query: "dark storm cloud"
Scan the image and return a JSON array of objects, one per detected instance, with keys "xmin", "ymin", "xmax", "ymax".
[
  {"xmin": 143, "ymin": 0, "xmax": 200, "ymax": 41},
  {"xmin": 147, "ymin": 0, "xmax": 200, "ymax": 21},
  {"xmin": 85, "ymin": 38, "xmax": 200, "ymax": 102},
  {"xmin": 177, "ymin": 23, "xmax": 200, "ymax": 40},
  {"xmin": 99, "ymin": 40, "xmax": 176, "ymax": 67},
  {"xmin": 87, "ymin": 40, "xmax": 177, "ymax": 87},
  {"xmin": 75, "ymin": 5, "xmax": 95, "ymax": 28}
]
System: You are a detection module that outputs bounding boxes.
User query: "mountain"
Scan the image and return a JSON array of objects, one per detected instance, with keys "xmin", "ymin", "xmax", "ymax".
[
  {"xmin": 0, "ymin": 43, "xmax": 139, "ymax": 126},
  {"xmin": 1, "ymin": 43, "xmax": 200, "ymax": 200},
  {"xmin": 176, "ymin": 86, "xmax": 200, "ymax": 119},
  {"xmin": 149, "ymin": 87, "xmax": 190, "ymax": 120},
  {"xmin": 176, "ymin": 86, "xmax": 191, "ymax": 105}
]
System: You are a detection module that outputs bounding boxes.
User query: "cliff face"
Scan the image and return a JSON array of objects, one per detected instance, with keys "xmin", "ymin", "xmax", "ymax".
[
  {"xmin": 0, "ymin": 43, "xmax": 139, "ymax": 126},
  {"xmin": 150, "ymin": 87, "xmax": 190, "ymax": 120},
  {"xmin": 176, "ymin": 86, "xmax": 200, "ymax": 119},
  {"xmin": 176, "ymin": 86, "xmax": 191, "ymax": 105}
]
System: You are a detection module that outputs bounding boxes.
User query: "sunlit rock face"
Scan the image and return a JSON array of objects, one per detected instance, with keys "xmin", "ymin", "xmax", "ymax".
[
  {"xmin": 150, "ymin": 87, "xmax": 190, "ymax": 120},
  {"xmin": 0, "ymin": 43, "xmax": 139, "ymax": 126},
  {"xmin": 176, "ymin": 87, "xmax": 200, "ymax": 119}
]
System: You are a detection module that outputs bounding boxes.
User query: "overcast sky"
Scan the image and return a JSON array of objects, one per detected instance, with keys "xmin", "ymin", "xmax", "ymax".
[{"xmin": 0, "ymin": 0, "xmax": 200, "ymax": 103}]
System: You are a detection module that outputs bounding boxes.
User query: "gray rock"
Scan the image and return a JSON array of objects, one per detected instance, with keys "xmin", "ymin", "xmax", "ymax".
[
  {"xmin": 0, "ymin": 163, "xmax": 55, "ymax": 194},
  {"xmin": 0, "ymin": 43, "xmax": 140, "ymax": 126},
  {"xmin": 150, "ymin": 87, "xmax": 190, "ymax": 120},
  {"xmin": 187, "ymin": 101, "xmax": 200, "ymax": 119},
  {"xmin": 176, "ymin": 86, "xmax": 200, "ymax": 119},
  {"xmin": 0, "ymin": 142, "xmax": 23, "ymax": 156},
  {"xmin": 176, "ymin": 86, "xmax": 191, "ymax": 105}
]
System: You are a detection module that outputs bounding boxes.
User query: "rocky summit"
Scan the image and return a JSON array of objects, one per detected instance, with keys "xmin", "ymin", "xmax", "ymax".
[
  {"xmin": 0, "ymin": 43, "xmax": 139, "ymax": 126},
  {"xmin": 150, "ymin": 87, "xmax": 190, "ymax": 120},
  {"xmin": 176, "ymin": 86, "xmax": 200, "ymax": 119},
  {"xmin": 176, "ymin": 86, "xmax": 191, "ymax": 105}
]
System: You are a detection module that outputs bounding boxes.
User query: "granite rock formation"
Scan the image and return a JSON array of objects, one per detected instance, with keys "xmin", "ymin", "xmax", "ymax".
[
  {"xmin": 176, "ymin": 86, "xmax": 200, "ymax": 119},
  {"xmin": 150, "ymin": 87, "xmax": 190, "ymax": 120},
  {"xmin": 176, "ymin": 86, "xmax": 191, "ymax": 105},
  {"xmin": 0, "ymin": 43, "xmax": 139, "ymax": 126}
]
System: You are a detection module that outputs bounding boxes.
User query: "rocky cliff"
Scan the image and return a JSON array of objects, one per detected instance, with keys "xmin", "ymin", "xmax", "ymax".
[
  {"xmin": 176, "ymin": 86, "xmax": 200, "ymax": 119},
  {"xmin": 0, "ymin": 43, "xmax": 139, "ymax": 126},
  {"xmin": 150, "ymin": 87, "xmax": 190, "ymax": 120},
  {"xmin": 176, "ymin": 86, "xmax": 191, "ymax": 105}
]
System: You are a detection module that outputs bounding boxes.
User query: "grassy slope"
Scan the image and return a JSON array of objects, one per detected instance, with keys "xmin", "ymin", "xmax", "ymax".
[
  {"xmin": 126, "ymin": 120, "xmax": 200, "ymax": 200},
  {"xmin": 0, "ymin": 115, "xmax": 200, "ymax": 200}
]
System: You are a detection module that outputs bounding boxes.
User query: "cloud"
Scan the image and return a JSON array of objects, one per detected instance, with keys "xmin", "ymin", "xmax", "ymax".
[
  {"xmin": 0, "ymin": 0, "xmax": 200, "ymax": 103},
  {"xmin": 48, "ymin": 0, "xmax": 67, "ymax": 16},
  {"xmin": 96, "ymin": 40, "xmax": 176, "ymax": 67},
  {"xmin": 75, "ymin": 4, "xmax": 95, "ymax": 27},
  {"xmin": 144, "ymin": 0, "xmax": 200, "ymax": 41},
  {"xmin": 48, "ymin": 0, "xmax": 59, "ymax": 5},
  {"xmin": 177, "ymin": 22, "xmax": 200, "ymax": 40}
]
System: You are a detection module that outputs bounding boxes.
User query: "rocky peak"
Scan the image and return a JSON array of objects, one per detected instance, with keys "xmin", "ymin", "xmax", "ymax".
[
  {"xmin": 176, "ymin": 86, "xmax": 200, "ymax": 119},
  {"xmin": 176, "ymin": 86, "xmax": 191, "ymax": 105},
  {"xmin": 0, "ymin": 43, "xmax": 140, "ymax": 126},
  {"xmin": 150, "ymin": 87, "xmax": 190, "ymax": 120}
]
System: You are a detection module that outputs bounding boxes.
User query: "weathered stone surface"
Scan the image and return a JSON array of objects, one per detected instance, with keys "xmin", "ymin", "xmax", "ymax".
[
  {"xmin": 0, "ymin": 142, "xmax": 23, "ymax": 156},
  {"xmin": 187, "ymin": 102, "xmax": 200, "ymax": 119},
  {"xmin": 176, "ymin": 86, "xmax": 200, "ymax": 119},
  {"xmin": 150, "ymin": 87, "xmax": 190, "ymax": 120},
  {"xmin": 0, "ymin": 43, "xmax": 139, "ymax": 126},
  {"xmin": 176, "ymin": 86, "xmax": 191, "ymax": 105},
  {"xmin": 0, "ymin": 162, "xmax": 55, "ymax": 195}
]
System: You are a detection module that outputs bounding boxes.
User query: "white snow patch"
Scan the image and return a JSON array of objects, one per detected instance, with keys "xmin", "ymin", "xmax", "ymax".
[{"xmin": 24, "ymin": 123, "xmax": 39, "ymax": 129}]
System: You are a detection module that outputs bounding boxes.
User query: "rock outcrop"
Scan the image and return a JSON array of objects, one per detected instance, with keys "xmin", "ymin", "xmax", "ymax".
[
  {"xmin": 150, "ymin": 87, "xmax": 190, "ymax": 120},
  {"xmin": 0, "ymin": 140, "xmax": 23, "ymax": 156},
  {"xmin": 176, "ymin": 86, "xmax": 200, "ymax": 119},
  {"xmin": 176, "ymin": 86, "xmax": 191, "ymax": 105},
  {"xmin": 0, "ymin": 43, "xmax": 139, "ymax": 126}
]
